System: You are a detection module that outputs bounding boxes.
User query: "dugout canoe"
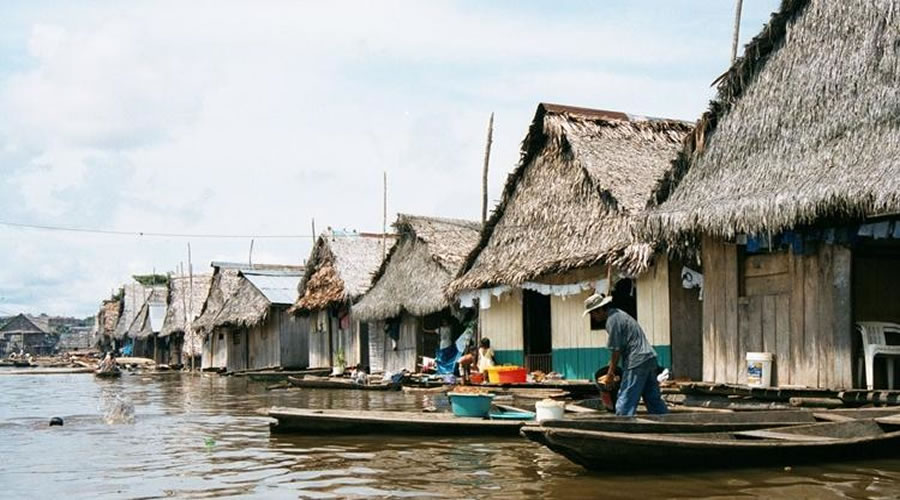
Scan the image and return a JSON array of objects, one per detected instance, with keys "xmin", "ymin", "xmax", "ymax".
[
  {"xmin": 538, "ymin": 409, "xmax": 822, "ymax": 434},
  {"xmin": 522, "ymin": 417, "xmax": 900, "ymax": 471},
  {"xmin": 267, "ymin": 407, "xmax": 531, "ymax": 436},
  {"xmin": 287, "ymin": 375, "xmax": 396, "ymax": 391}
]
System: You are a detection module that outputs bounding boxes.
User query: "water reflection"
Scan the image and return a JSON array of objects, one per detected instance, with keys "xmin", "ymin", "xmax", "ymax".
[{"xmin": 1, "ymin": 370, "xmax": 900, "ymax": 499}]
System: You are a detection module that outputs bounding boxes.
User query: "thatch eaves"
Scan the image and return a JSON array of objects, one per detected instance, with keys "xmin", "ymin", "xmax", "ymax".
[
  {"xmin": 127, "ymin": 287, "xmax": 167, "ymax": 340},
  {"xmin": 193, "ymin": 262, "xmax": 301, "ymax": 334},
  {"xmin": 293, "ymin": 232, "xmax": 394, "ymax": 312},
  {"xmin": 449, "ymin": 103, "xmax": 690, "ymax": 294},
  {"xmin": 645, "ymin": 0, "xmax": 900, "ymax": 244},
  {"xmin": 113, "ymin": 282, "xmax": 152, "ymax": 340},
  {"xmin": 212, "ymin": 271, "xmax": 301, "ymax": 329},
  {"xmin": 160, "ymin": 274, "xmax": 212, "ymax": 337},
  {"xmin": 354, "ymin": 214, "xmax": 481, "ymax": 321}
]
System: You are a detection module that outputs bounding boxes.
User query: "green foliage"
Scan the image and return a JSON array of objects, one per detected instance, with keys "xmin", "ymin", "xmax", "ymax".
[
  {"xmin": 132, "ymin": 274, "xmax": 170, "ymax": 286},
  {"xmin": 335, "ymin": 349, "xmax": 346, "ymax": 367}
]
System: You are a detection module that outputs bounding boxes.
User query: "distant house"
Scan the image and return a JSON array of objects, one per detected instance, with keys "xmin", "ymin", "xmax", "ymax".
[
  {"xmin": 112, "ymin": 282, "xmax": 152, "ymax": 354},
  {"xmin": 208, "ymin": 270, "xmax": 308, "ymax": 372},
  {"xmin": 160, "ymin": 274, "xmax": 212, "ymax": 368},
  {"xmin": 0, "ymin": 314, "xmax": 58, "ymax": 356},
  {"xmin": 292, "ymin": 231, "xmax": 394, "ymax": 369},
  {"xmin": 126, "ymin": 287, "xmax": 168, "ymax": 359},
  {"xmin": 449, "ymin": 103, "xmax": 697, "ymax": 380},
  {"xmin": 354, "ymin": 215, "xmax": 481, "ymax": 373},
  {"xmin": 57, "ymin": 326, "xmax": 93, "ymax": 352},
  {"xmin": 194, "ymin": 262, "xmax": 302, "ymax": 372}
]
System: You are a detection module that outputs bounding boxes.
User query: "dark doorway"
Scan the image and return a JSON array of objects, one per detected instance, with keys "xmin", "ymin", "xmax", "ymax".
[
  {"xmin": 359, "ymin": 322, "xmax": 369, "ymax": 369},
  {"xmin": 523, "ymin": 290, "xmax": 552, "ymax": 372}
]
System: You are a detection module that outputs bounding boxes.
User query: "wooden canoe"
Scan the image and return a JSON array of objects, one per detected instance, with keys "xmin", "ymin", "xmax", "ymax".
[
  {"xmin": 522, "ymin": 417, "xmax": 900, "ymax": 471},
  {"xmin": 268, "ymin": 407, "xmax": 530, "ymax": 436},
  {"xmin": 287, "ymin": 376, "xmax": 396, "ymax": 391},
  {"xmin": 539, "ymin": 410, "xmax": 823, "ymax": 434}
]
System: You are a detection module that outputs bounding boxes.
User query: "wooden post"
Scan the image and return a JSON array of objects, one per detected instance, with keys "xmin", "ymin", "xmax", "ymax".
[
  {"xmin": 383, "ymin": 171, "xmax": 387, "ymax": 259},
  {"xmin": 731, "ymin": 0, "xmax": 743, "ymax": 63},
  {"xmin": 482, "ymin": 112, "xmax": 494, "ymax": 224},
  {"xmin": 248, "ymin": 239, "xmax": 255, "ymax": 268},
  {"xmin": 188, "ymin": 242, "xmax": 194, "ymax": 373}
]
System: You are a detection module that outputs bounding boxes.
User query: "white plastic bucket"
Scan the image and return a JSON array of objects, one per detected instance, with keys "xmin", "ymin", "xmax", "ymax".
[
  {"xmin": 535, "ymin": 399, "xmax": 566, "ymax": 422},
  {"xmin": 746, "ymin": 352, "xmax": 774, "ymax": 387}
]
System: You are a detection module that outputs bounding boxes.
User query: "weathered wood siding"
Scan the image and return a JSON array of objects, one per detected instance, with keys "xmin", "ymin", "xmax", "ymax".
[
  {"xmin": 479, "ymin": 289, "xmax": 524, "ymax": 365},
  {"xmin": 668, "ymin": 258, "xmax": 703, "ymax": 381},
  {"xmin": 330, "ymin": 306, "xmax": 362, "ymax": 367},
  {"xmin": 225, "ymin": 328, "xmax": 248, "ymax": 372},
  {"xmin": 379, "ymin": 314, "xmax": 421, "ymax": 374},
  {"xmin": 308, "ymin": 311, "xmax": 331, "ymax": 368},
  {"xmin": 247, "ymin": 320, "xmax": 279, "ymax": 370},
  {"xmin": 635, "ymin": 259, "xmax": 671, "ymax": 346},
  {"xmin": 702, "ymin": 237, "xmax": 853, "ymax": 388},
  {"xmin": 279, "ymin": 311, "xmax": 309, "ymax": 369},
  {"xmin": 368, "ymin": 321, "xmax": 385, "ymax": 373}
]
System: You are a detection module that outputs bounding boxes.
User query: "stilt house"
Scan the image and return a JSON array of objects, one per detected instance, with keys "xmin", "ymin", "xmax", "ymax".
[
  {"xmin": 644, "ymin": 0, "xmax": 900, "ymax": 389},
  {"xmin": 354, "ymin": 215, "xmax": 481, "ymax": 373},
  {"xmin": 292, "ymin": 231, "xmax": 394, "ymax": 369},
  {"xmin": 449, "ymin": 103, "xmax": 698, "ymax": 380}
]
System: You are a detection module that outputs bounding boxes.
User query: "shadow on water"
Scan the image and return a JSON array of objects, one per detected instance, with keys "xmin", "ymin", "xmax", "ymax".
[{"xmin": 1, "ymin": 370, "xmax": 900, "ymax": 499}]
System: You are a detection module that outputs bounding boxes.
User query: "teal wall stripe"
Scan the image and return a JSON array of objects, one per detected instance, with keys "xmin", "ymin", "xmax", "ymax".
[{"xmin": 493, "ymin": 346, "xmax": 671, "ymax": 381}]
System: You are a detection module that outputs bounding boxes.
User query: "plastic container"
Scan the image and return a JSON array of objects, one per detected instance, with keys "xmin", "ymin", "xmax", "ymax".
[
  {"xmin": 486, "ymin": 366, "xmax": 527, "ymax": 384},
  {"xmin": 448, "ymin": 392, "xmax": 495, "ymax": 417},
  {"xmin": 469, "ymin": 372, "xmax": 484, "ymax": 384},
  {"xmin": 535, "ymin": 399, "xmax": 566, "ymax": 422},
  {"xmin": 746, "ymin": 352, "xmax": 774, "ymax": 387}
]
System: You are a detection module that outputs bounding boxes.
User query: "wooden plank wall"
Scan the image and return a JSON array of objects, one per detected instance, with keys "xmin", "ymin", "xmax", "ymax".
[
  {"xmin": 225, "ymin": 328, "xmax": 248, "ymax": 372},
  {"xmin": 248, "ymin": 319, "xmax": 279, "ymax": 370},
  {"xmin": 279, "ymin": 310, "xmax": 310, "ymax": 369},
  {"xmin": 368, "ymin": 321, "xmax": 385, "ymax": 373},
  {"xmin": 381, "ymin": 314, "xmax": 421, "ymax": 374},
  {"xmin": 308, "ymin": 311, "xmax": 332, "ymax": 368},
  {"xmin": 668, "ymin": 258, "xmax": 703, "ymax": 381},
  {"xmin": 550, "ymin": 291, "xmax": 606, "ymax": 349},
  {"xmin": 479, "ymin": 290, "xmax": 524, "ymax": 352},
  {"xmin": 702, "ymin": 237, "xmax": 853, "ymax": 388},
  {"xmin": 635, "ymin": 259, "xmax": 671, "ymax": 346}
]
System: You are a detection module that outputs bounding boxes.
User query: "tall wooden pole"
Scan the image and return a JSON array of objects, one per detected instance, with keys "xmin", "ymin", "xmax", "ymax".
[
  {"xmin": 187, "ymin": 242, "xmax": 194, "ymax": 372},
  {"xmin": 482, "ymin": 112, "xmax": 494, "ymax": 224},
  {"xmin": 248, "ymin": 239, "xmax": 255, "ymax": 268},
  {"xmin": 382, "ymin": 171, "xmax": 387, "ymax": 259},
  {"xmin": 731, "ymin": 0, "xmax": 743, "ymax": 63}
]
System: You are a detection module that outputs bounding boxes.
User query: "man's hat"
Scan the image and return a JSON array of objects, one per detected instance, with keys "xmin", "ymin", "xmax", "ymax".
[{"xmin": 583, "ymin": 293, "xmax": 614, "ymax": 316}]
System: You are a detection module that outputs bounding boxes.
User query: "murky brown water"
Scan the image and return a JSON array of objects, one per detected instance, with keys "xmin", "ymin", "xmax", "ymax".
[{"xmin": 2, "ymin": 370, "xmax": 900, "ymax": 499}]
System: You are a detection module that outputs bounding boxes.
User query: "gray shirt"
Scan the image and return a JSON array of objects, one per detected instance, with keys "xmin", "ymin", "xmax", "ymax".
[{"xmin": 605, "ymin": 307, "xmax": 657, "ymax": 370}]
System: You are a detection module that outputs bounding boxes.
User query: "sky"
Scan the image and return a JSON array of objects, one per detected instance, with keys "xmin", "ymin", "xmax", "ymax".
[{"xmin": 0, "ymin": 0, "xmax": 781, "ymax": 317}]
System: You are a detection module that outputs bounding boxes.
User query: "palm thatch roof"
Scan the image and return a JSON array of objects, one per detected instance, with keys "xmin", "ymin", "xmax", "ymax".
[
  {"xmin": 127, "ymin": 287, "xmax": 167, "ymax": 340},
  {"xmin": 449, "ymin": 103, "xmax": 690, "ymax": 294},
  {"xmin": 354, "ymin": 214, "xmax": 481, "ymax": 321},
  {"xmin": 293, "ymin": 232, "xmax": 395, "ymax": 312},
  {"xmin": 113, "ymin": 282, "xmax": 151, "ymax": 340},
  {"xmin": 645, "ymin": 0, "xmax": 900, "ymax": 244},
  {"xmin": 193, "ymin": 262, "xmax": 301, "ymax": 334},
  {"xmin": 94, "ymin": 300, "xmax": 121, "ymax": 344},
  {"xmin": 160, "ymin": 274, "xmax": 212, "ymax": 358},
  {"xmin": 212, "ymin": 271, "xmax": 302, "ymax": 328}
]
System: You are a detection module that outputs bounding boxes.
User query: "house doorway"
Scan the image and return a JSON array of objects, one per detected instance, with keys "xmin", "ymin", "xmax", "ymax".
[
  {"xmin": 523, "ymin": 290, "xmax": 552, "ymax": 372},
  {"xmin": 853, "ymin": 238, "xmax": 900, "ymax": 389}
]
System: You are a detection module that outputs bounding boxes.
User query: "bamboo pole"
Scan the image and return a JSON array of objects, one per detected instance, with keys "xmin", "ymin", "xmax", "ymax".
[
  {"xmin": 482, "ymin": 112, "xmax": 494, "ymax": 224},
  {"xmin": 731, "ymin": 0, "xmax": 743, "ymax": 63}
]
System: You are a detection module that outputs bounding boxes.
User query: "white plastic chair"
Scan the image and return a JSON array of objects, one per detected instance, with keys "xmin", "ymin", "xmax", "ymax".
[{"xmin": 856, "ymin": 322, "xmax": 900, "ymax": 390}]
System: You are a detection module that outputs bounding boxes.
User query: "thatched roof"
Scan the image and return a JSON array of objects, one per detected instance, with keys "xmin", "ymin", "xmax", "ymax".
[
  {"xmin": 293, "ymin": 232, "xmax": 394, "ymax": 311},
  {"xmin": 193, "ymin": 262, "xmax": 301, "ymax": 334},
  {"xmin": 645, "ymin": 0, "xmax": 900, "ymax": 244},
  {"xmin": 100, "ymin": 300, "xmax": 121, "ymax": 336},
  {"xmin": 113, "ymin": 282, "xmax": 151, "ymax": 340},
  {"xmin": 354, "ymin": 214, "xmax": 481, "ymax": 321},
  {"xmin": 449, "ymin": 103, "xmax": 690, "ymax": 294},
  {"xmin": 127, "ymin": 288, "xmax": 167, "ymax": 340},
  {"xmin": 161, "ymin": 274, "xmax": 212, "ymax": 337},
  {"xmin": 212, "ymin": 271, "xmax": 302, "ymax": 328}
]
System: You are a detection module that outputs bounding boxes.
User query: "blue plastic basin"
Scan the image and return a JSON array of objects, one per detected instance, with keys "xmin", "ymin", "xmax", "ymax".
[{"xmin": 448, "ymin": 392, "xmax": 495, "ymax": 417}]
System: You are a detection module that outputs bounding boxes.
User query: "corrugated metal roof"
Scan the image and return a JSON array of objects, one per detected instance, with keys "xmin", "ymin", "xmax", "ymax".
[
  {"xmin": 243, "ymin": 271, "xmax": 301, "ymax": 305},
  {"xmin": 148, "ymin": 303, "xmax": 167, "ymax": 333}
]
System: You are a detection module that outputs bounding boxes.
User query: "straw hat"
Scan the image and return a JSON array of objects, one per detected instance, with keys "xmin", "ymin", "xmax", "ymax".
[{"xmin": 583, "ymin": 293, "xmax": 614, "ymax": 316}]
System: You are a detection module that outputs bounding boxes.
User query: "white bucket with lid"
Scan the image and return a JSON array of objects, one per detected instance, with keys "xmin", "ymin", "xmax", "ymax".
[
  {"xmin": 535, "ymin": 399, "xmax": 566, "ymax": 422},
  {"xmin": 746, "ymin": 352, "xmax": 774, "ymax": 387}
]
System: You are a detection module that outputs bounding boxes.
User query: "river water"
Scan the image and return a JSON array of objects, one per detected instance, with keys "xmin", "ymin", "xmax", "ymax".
[{"xmin": 2, "ymin": 371, "xmax": 900, "ymax": 499}]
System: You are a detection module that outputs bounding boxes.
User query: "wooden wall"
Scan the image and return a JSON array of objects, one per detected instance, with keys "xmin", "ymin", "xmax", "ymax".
[
  {"xmin": 226, "ymin": 328, "xmax": 248, "ymax": 373},
  {"xmin": 668, "ymin": 259, "xmax": 703, "ymax": 381},
  {"xmin": 308, "ymin": 311, "xmax": 331, "ymax": 368},
  {"xmin": 479, "ymin": 289, "xmax": 524, "ymax": 353},
  {"xmin": 378, "ymin": 314, "xmax": 421, "ymax": 374},
  {"xmin": 368, "ymin": 321, "xmax": 385, "ymax": 373},
  {"xmin": 203, "ymin": 328, "xmax": 229, "ymax": 369},
  {"xmin": 248, "ymin": 320, "xmax": 279, "ymax": 370},
  {"xmin": 635, "ymin": 259, "xmax": 671, "ymax": 346},
  {"xmin": 550, "ymin": 291, "xmax": 606, "ymax": 349},
  {"xmin": 702, "ymin": 237, "xmax": 853, "ymax": 388},
  {"xmin": 279, "ymin": 310, "xmax": 310, "ymax": 369}
]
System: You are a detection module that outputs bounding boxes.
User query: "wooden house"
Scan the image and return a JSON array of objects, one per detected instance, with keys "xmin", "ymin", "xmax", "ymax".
[
  {"xmin": 0, "ymin": 314, "xmax": 57, "ymax": 356},
  {"xmin": 449, "ymin": 103, "xmax": 700, "ymax": 380},
  {"xmin": 644, "ymin": 0, "xmax": 900, "ymax": 389},
  {"xmin": 354, "ymin": 215, "xmax": 481, "ymax": 373},
  {"xmin": 127, "ymin": 287, "xmax": 168, "ymax": 359},
  {"xmin": 292, "ymin": 231, "xmax": 394, "ymax": 369},
  {"xmin": 160, "ymin": 274, "xmax": 212, "ymax": 368},
  {"xmin": 208, "ymin": 270, "xmax": 308, "ymax": 372},
  {"xmin": 94, "ymin": 299, "xmax": 121, "ymax": 352},
  {"xmin": 111, "ymin": 281, "xmax": 151, "ymax": 355},
  {"xmin": 195, "ymin": 262, "xmax": 302, "ymax": 371}
]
